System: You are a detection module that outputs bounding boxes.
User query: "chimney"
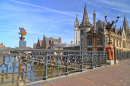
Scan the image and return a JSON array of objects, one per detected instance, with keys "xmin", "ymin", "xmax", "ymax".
[
  {"xmin": 59, "ymin": 37, "xmax": 61, "ymax": 43},
  {"xmin": 71, "ymin": 41, "xmax": 73, "ymax": 44},
  {"xmin": 50, "ymin": 37, "xmax": 53, "ymax": 45}
]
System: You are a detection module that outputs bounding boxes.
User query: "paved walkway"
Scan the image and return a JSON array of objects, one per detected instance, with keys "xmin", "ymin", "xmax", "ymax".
[{"xmin": 28, "ymin": 60, "xmax": 130, "ymax": 86}]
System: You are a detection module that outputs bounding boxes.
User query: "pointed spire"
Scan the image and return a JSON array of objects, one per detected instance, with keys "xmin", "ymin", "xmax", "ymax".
[
  {"xmin": 36, "ymin": 38, "xmax": 40, "ymax": 49},
  {"xmin": 74, "ymin": 14, "xmax": 79, "ymax": 28},
  {"xmin": 41, "ymin": 35, "xmax": 47, "ymax": 49},
  {"xmin": 93, "ymin": 9, "xmax": 96, "ymax": 14},
  {"xmin": 76, "ymin": 14, "xmax": 78, "ymax": 22},
  {"xmin": 84, "ymin": 3, "xmax": 87, "ymax": 14},
  {"xmin": 82, "ymin": 3, "xmax": 89, "ymax": 25},
  {"xmin": 123, "ymin": 13, "xmax": 129, "ymax": 31}
]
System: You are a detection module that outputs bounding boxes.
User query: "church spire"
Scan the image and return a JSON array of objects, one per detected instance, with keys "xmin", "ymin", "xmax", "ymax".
[
  {"xmin": 82, "ymin": 3, "xmax": 89, "ymax": 23},
  {"xmin": 123, "ymin": 13, "xmax": 129, "ymax": 32},
  {"xmin": 76, "ymin": 14, "xmax": 78, "ymax": 22},
  {"xmin": 74, "ymin": 14, "xmax": 79, "ymax": 28}
]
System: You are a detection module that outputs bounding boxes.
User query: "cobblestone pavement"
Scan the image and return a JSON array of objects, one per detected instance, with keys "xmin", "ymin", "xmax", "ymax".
[{"xmin": 35, "ymin": 60, "xmax": 130, "ymax": 86}]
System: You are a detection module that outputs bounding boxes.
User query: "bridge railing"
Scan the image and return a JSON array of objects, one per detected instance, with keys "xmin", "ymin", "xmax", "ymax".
[
  {"xmin": 116, "ymin": 51, "xmax": 130, "ymax": 62},
  {"xmin": 0, "ymin": 49, "xmax": 108, "ymax": 85}
]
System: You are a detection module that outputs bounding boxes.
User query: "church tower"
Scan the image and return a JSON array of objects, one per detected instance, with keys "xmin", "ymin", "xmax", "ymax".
[
  {"xmin": 79, "ymin": 3, "xmax": 92, "ymax": 51},
  {"xmin": 74, "ymin": 14, "xmax": 79, "ymax": 44}
]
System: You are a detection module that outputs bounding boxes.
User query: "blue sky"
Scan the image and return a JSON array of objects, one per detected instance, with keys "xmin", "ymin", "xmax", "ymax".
[{"xmin": 0, "ymin": 0, "xmax": 130, "ymax": 48}]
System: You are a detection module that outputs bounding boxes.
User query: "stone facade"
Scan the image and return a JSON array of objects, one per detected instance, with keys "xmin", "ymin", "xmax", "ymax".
[{"xmin": 75, "ymin": 4, "xmax": 130, "ymax": 51}]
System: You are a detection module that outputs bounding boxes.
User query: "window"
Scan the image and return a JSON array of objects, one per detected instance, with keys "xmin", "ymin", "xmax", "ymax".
[
  {"xmin": 97, "ymin": 37, "xmax": 103, "ymax": 45},
  {"xmin": 87, "ymin": 38, "xmax": 92, "ymax": 46},
  {"xmin": 113, "ymin": 39, "xmax": 115, "ymax": 46},
  {"xmin": 117, "ymin": 40, "xmax": 118, "ymax": 47}
]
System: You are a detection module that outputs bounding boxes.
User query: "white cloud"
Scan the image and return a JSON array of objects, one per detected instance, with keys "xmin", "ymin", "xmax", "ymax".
[
  {"xmin": 84, "ymin": 0, "xmax": 130, "ymax": 13},
  {"xmin": 9, "ymin": 0, "xmax": 78, "ymax": 17}
]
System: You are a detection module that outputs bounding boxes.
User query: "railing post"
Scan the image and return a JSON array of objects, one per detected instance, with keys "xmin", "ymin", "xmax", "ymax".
[
  {"xmin": 66, "ymin": 52, "xmax": 69, "ymax": 75},
  {"xmin": 74, "ymin": 53, "xmax": 76, "ymax": 71},
  {"xmin": 43, "ymin": 52, "xmax": 48, "ymax": 80},
  {"xmin": 80, "ymin": 51, "xmax": 83, "ymax": 72},
  {"xmin": 106, "ymin": 52, "xmax": 107, "ymax": 65},
  {"xmin": 100, "ymin": 54, "xmax": 101, "ymax": 67},
  {"xmin": 57, "ymin": 52, "xmax": 59, "ymax": 76}
]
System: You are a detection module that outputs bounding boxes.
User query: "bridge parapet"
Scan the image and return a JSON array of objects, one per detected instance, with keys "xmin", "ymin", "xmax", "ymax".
[{"xmin": 0, "ymin": 49, "xmax": 128, "ymax": 86}]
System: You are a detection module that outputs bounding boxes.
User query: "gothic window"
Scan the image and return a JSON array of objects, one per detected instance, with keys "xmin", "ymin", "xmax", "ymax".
[
  {"xmin": 97, "ymin": 37, "xmax": 103, "ymax": 45},
  {"xmin": 87, "ymin": 38, "xmax": 92, "ymax": 46}
]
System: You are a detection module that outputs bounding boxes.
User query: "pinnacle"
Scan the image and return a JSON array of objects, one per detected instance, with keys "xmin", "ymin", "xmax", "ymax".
[
  {"xmin": 93, "ymin": 10, "xmax": 96, "ymax": 14},
  {"xmin": 76, "ymin": 14, "xmax": 78, "ymax": 22}
]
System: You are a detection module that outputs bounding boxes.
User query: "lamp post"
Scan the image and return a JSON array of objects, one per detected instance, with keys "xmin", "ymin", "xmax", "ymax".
[{"xmin": 104, "ymin": 13, "xmax": 119, "ymax": 44}]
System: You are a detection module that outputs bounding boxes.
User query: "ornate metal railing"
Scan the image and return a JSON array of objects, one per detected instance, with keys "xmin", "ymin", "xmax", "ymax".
[
  {"xmin": 116, "ymin": 51, "xmax": 130, "ymax": 62},
  {"xmin": 0, "ymin": 49, "xmax": 108, "ymax": 86}
]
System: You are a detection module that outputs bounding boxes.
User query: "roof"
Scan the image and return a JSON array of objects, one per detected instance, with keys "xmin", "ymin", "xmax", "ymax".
[
  {"xmin": 64, "ymin": 43, "xmax": 80, "ymax": 47},
  {"xmin": 53, "ymin": 42, "xmax": 67, "ymax": 47},
  {"xmin": 26, "ymin": 47, "xmax": 33, "ymax": 49},
  {"xmin": 45, "ymin": 37, "xmax": 59, "ymax": 46}
]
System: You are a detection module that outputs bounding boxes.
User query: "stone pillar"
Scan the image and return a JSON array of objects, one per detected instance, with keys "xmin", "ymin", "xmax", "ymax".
[{"xmin": 106, "ymin": 44, "xmax": 118, "ymax": 65}]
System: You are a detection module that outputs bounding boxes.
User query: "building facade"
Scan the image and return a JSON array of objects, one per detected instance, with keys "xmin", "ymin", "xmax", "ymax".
[
  {"xmin": 33, "ymin": 35, "xmax": 66, "ymax": 50},
  {"xmin": 75, "ymin": 4, "xmax": 130, "ymax": 51}
]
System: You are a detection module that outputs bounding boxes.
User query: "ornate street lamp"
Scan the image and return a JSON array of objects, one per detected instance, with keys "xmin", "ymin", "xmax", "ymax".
[{"xmin": 104, "ymin": 13, "xmax": 119, "ymax": 44}]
